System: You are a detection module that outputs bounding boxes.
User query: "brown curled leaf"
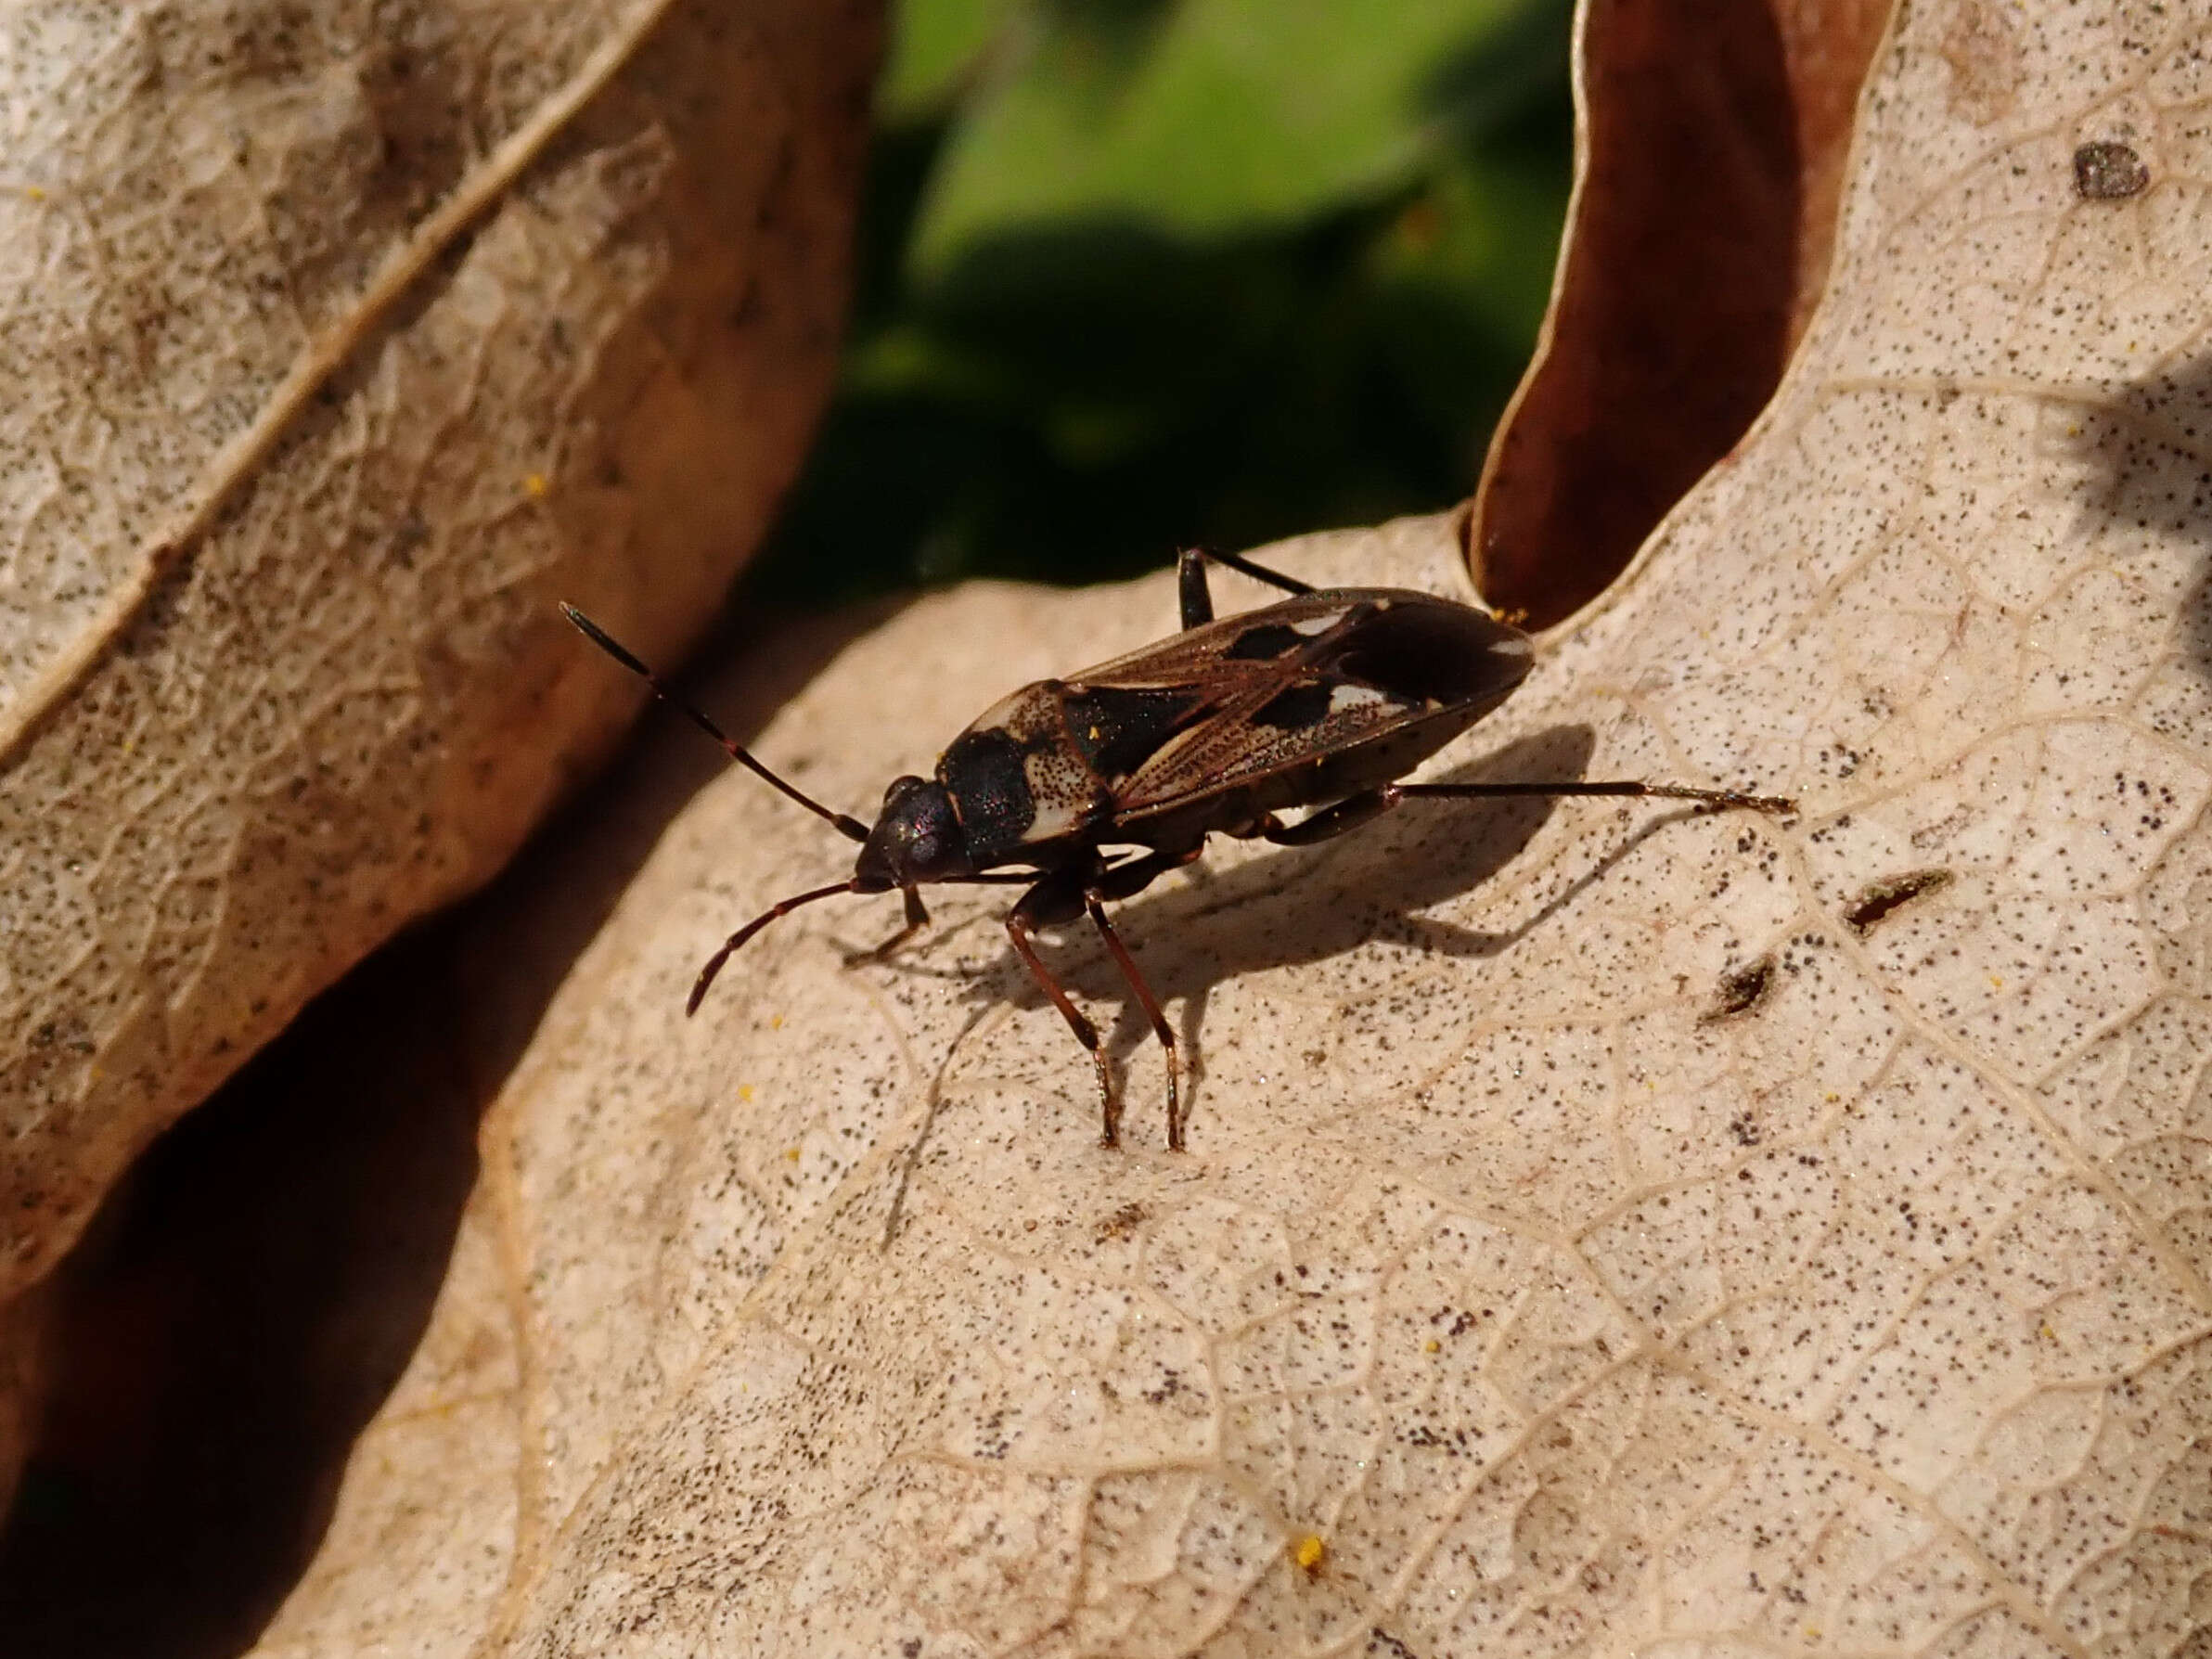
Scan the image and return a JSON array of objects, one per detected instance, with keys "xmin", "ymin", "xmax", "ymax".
[
  {"xmin": 0, "ymin": 0, "xmax": 881, "ymax": 1327},
  {"xmin": 1470, "ymin": 0, "xmax": 1894, "ymax": 627}
]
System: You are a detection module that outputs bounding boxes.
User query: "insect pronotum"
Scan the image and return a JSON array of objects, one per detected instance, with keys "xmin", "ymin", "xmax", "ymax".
[{"xmin": 565, "ymin": 548, "xmax": 1793, "ymax": 1150}]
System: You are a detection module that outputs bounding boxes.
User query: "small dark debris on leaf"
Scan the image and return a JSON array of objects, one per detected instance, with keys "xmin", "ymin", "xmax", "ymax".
[
  {"xmin": 2074, "ymin": 141, "xmax": 2149, "ymax": 199},
  {"xmin": 1095, "ymin": 1201, "xmax": 1148, "ymax": 1242},
  {"xmin": 1702, "ymin": 957, "xmax": 1775, "ymax": 1022},
  {"xmin": 1843, "ymin": 868, "xmax": 1953, "ymax": 934}
]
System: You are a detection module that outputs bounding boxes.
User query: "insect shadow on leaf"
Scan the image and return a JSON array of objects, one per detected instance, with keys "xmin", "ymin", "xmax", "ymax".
[
  {"xmin": 2065, "ymin": 355, "xmax": 2212, "ymax": 696},
  {"xmin": 940, "ymin": 720, "xmax": 1755, "ymax": 1138}
]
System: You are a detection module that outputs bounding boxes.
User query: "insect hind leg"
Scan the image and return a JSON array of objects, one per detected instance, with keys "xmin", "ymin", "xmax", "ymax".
[
  {"xmin": 1083, "ymin": 891, "xmax": 1186, "ymax": 1151},
  {"xmin": 1177, "ymin": 547, "xmax": 1316, "ymax": 629},
  {"xmin": 1257, "ymin": 788, "xmax": 1404, "ymax": 848},
  {"xmin": 1007, "ymin": 876, "xmax": 1121, "ymax": 1147},
  {"xmin": 1090, "ymin": 842, "xmax": 1205, "ymax": 1150}
]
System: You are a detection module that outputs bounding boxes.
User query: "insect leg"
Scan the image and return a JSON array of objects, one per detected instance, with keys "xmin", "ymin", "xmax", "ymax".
[
  {"xmin": 1177, "ymin": 549, "xmax": 1215, "ymax": 628},
  {"xmin": 1007, "ymin": 876, "xmax": 1121, "ymax": 1147},
  {"xmin": 1080, "ymin": 841, "xmax": 1206, "ymax": 1147},
  {"xmin": 1259, "ymin": 789, "xmax": 1403, "ymax": 847},
  {"xmin": 1082, "ymin": 892, "xmax": 1188, "ymax": 1151},
  {"xmin": 1178, "ymin": 547, "xmax": 1316, "ymax": 629},
  {"xmin": 1396, "ymin": 780, "xmax": 1794, "ymax": 814},
  {"xmin": 1261, "ymin": 773, "xmax": 1793, "ymax": 853},
  {"xmin": 848, "ymin": 885, "xmax": 932, "ymax": 965}
]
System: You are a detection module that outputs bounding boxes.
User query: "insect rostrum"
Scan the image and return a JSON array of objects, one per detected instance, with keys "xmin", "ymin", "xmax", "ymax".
[{"xmin": 564, "ymin": 548, "xmax": 1792, "ymax": 1151}]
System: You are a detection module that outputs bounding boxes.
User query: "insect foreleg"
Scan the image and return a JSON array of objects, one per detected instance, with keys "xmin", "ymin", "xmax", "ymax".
[
  {"xmin": 1176, "ymin": 547, "xmax": 1317, "ymax": 629},
  {"xmin": 847, "ymin": 885, "xmax": 932, "ymax": 965},
  {"xmin": 1007, "ymin": 874, "xmax": 1121, "ymax": 1147}
]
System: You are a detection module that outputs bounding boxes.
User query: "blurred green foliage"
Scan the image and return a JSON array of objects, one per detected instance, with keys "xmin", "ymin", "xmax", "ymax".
[{"xmin": 749, "ymin": 0, "xmax": 1574, "ymax": 606}]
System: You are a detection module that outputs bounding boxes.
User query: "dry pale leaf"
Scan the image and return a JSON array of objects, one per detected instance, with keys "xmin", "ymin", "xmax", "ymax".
[
  {"xmin": 254, "ymin": 0, "xmax": 2212, "ymax": 1653},
  {"xmin": 0, "ymin": 0, "xmax": 880, "ymax": 1334}
]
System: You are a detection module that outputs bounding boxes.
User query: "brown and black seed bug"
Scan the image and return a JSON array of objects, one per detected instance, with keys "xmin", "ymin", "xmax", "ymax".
[{"xmin": 564, "ymin": 548, "xmax": 1793, "ymax": 1151}]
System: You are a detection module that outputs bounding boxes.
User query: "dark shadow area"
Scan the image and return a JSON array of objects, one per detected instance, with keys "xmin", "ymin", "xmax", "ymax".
[
  {"xmin": 0, "ymin": 928, "xmax": 487, "ymax": 1659},
  {"xmin": 0, "ymin": 599, "xmax": 894, "ymax": 1659},
  {"xmin": 2075, "ymin": 353, "xmax": 2212, "ymax": 695}
]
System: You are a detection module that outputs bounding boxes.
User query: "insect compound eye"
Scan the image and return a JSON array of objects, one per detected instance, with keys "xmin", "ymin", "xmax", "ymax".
[{"xmin": 907, "ymin": 830, "xmax": 948, "ymax": 870}]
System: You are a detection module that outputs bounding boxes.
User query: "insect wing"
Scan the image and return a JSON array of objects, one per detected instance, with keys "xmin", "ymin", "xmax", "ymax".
[
  {"xmin": 945, "ymin": 592, "xmax": 1377, "ymax": 843},
  {"xmin": 1067, "ymin": 590, "xmax": 1378, "ymax": 689},
  {"xmin": 1109, "ymin": 590, "xmax": 1534, "ymax": 817}
]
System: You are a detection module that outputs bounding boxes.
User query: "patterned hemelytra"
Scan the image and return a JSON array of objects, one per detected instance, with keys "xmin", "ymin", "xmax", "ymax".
[{"xmin": 563, "ymin": 548, "xmax": 1792, "ymax": 1150}]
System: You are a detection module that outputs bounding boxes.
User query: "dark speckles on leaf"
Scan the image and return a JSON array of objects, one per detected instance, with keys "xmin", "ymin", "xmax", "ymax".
[
  {"xmin": 2074, "ymin": 140, "xmax": 2149, "ymax": 199},
  {"xmin": 1844, "ymin": 868, "xmax": 1953, "ymax": 934},
  {"xmin": 1703, "ymin": 957, "xmax": 1776, "ymax": 1022},
  {"xmin": 1253, "ymin": 680, "xmax": 1331, "ymax": 731},
  {"xmin": 1095, "ymin": 1200, "xmax": 1147, "ymax": 1241}
]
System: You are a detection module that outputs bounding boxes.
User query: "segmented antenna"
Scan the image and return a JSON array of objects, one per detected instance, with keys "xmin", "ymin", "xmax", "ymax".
[{"xmin": 561, "ymin": 604, "xmax": 869, "ymax": 842}]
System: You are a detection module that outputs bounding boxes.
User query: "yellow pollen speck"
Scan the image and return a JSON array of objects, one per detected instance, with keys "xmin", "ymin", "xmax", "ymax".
[
  {"xmin": 523, "ymin": 471, "xmax": 550, "ymax": 498},
  {"xmin": 785, "ymin": 1147, "xmax": 802, "ymax": 1164},
  {"xmin": 1292, "ymin": 1535, "xmax": 1326, "ymax": 1574},
  {"xmin": 2040, "ymin": 1320, "xmax": 2058, "ymax": 1341},
  {"xmin": 1423, "ymin": 1339, "xmax": 1441, "ymax": 1354},
  {"xmin": 1825, "ymin": 1092, "xmax": 1840, "ymax": 1102},
  {"xmin": 1988, "ymin": 974, "xmax": 2004, "ymax": 990},
  {"xmin": 25, "ymin": 185, "xmax": 45, "ymax": 200},
  {"xmin": 771, "ymin": 1013, "xmax": 785, "ymax": 1030},
  {"xmin": 1088, "ymin": 726, "xmax": 1100, "ymax": 739},
  {"xmin": 739, "ymin": 1084, "xmax": 755, "ymax": 1102}
]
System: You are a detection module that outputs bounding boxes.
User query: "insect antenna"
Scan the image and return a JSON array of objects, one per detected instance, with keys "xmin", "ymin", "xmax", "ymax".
[
  {"xmin": 688, "ymin": 879, "xmax": 863, "ymax": 1014},
  {"xmin": 561, "ymin": 604, "xmax": 870, "ymax": 842}
]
